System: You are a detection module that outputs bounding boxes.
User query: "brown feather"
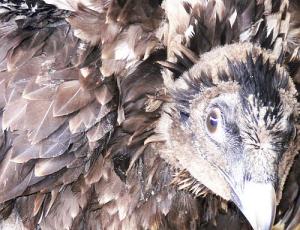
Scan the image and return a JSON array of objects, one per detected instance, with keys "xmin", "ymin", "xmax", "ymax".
[
  {"xmin": 2, "ymin": 98, "xmax": 27, "ymax": 131},
  {"xmin": 25, "ymin": 100, "xmax": 66, "ymax": 144},
  {"xmin": 69, "ymin": 101, "xmax": 102, "ymax": 134},
  {"xmin": 10, "ymin": 134, "xmax": 39, "ymax": 163},
  {"xmin": 7, "ymin": 30, "xmax": 48, "ymax": 70},
  {"xmin": 94, "ymin": 84, "xmax": 114, "ymax": 106},
  {"xmin": 86, "ymin": 112, "xmax": 115, "ymax": 142},
  {"xmin": 34, "ymin": 153, "xmax": 75, "ymax": 177},
  {"xmin": 23, "ymin": 79, "xmax": 56, "ymax": 101},
  {"xmin": 53, "ymin": 80, "xmax": 95, "ymax": 117}
]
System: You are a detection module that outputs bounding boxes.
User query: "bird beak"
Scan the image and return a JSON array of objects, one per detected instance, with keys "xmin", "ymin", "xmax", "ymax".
[{"xmin": 232, "ymin": 182, "xmax": 276, "ymax": 230}]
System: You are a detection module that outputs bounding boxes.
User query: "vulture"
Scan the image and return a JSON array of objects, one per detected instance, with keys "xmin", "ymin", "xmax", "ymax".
[{"xmin": 0, "ymin": 0, "xmax": 300, "ymax": 229}]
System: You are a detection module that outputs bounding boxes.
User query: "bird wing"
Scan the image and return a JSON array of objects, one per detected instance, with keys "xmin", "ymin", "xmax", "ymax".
[
  {"xmin": 0, "ymin": 0, "xmax": 164, "ymax": 228},
  {"xmin": 0, "ymin": 0, "xmax": 119, "ymax": 224}
]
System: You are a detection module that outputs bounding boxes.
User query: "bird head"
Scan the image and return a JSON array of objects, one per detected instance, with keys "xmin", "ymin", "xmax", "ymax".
[{"xmin": 156, "ymin": 43, "xmax": 299, "ymax": 230}]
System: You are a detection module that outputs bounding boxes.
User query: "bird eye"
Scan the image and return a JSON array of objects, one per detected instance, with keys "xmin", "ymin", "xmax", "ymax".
[{"xmin": 206, "ymin": 109, "xmax": 221, "ymax": 133}]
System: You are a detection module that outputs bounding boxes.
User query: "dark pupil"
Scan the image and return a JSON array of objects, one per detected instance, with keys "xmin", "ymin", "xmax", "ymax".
[
  {"xmin": 209, "ymin": 112, "xmax": 218, "ymax": 127},
  {"xmin": 209, "ymin": 117, "xmax": 218, "ymax": 127}
]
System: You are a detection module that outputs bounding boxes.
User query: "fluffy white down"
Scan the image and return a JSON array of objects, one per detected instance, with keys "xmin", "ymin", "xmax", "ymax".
[{"xmin": 0, "ymin": 210, "xmax": 26, "ymax": 230}]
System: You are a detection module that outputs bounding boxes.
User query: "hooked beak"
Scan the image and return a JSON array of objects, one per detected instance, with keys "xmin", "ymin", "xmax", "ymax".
[{"xmin": 232, "ymin": 182, "xmax": 276, "ymax": 230}]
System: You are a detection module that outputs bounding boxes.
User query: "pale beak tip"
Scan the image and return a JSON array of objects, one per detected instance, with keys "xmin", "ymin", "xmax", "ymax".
[{"xmin": 234, "ymin": 182, "xmax": 276, "ymax": 230}]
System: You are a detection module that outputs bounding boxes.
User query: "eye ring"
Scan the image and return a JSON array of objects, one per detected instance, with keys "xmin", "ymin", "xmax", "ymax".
[{"xmin": 206, "ymin": 108, "xmax": 221, "ymax": 133}]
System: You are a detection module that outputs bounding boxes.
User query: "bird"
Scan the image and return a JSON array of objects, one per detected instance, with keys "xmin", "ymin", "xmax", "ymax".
[{"xmin": 0, "ymin": 0, "xmax": 299, "ymax": 229}]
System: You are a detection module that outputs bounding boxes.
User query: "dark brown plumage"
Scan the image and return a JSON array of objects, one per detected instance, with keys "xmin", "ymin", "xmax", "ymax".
[{"xmin": 0, "ymin": 0, "xmax": 299, "ymax": 230}]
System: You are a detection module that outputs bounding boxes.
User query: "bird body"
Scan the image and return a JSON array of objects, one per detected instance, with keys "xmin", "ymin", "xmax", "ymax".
[{"xmin": 0, "ymin": 0, "xmax": 299, "ymax": 229}]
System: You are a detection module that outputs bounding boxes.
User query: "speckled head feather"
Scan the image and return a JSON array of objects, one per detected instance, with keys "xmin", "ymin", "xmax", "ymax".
[{"xmin": 155, "ymin": 42, "xmax": 299, "ymax": 229}]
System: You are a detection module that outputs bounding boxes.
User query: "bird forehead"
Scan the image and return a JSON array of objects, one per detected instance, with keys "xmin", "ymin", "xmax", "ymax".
[{"xmin": 241, "ymin": 92, "xmax": 291, "ymax": 131}]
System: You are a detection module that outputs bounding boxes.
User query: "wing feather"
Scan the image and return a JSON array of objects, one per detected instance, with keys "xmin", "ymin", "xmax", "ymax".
[
  {"xmin": 25, "ymin": 100, "xmax": 66, "ymax": 144},
  {"xmin": 0, "ymin": 1, "xmax": 118, "ymax": 224},
  {"xmin": 23, "ymin": 79, "xmax": 56, "ymax": 101},
  {"xmin": 53, "ymin": 80, "xmax": 95, "ymax": 117},
  {"xmin": 10, "ymin": 134, "xmax": 40, "ymax": 163},
  {"xmin": 2, "ymin": 98, "xmax": 27, "ymax": 130},
  {"xmin": 34, "ymin": 153, "xmax": 76, "ymax": 177}
]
